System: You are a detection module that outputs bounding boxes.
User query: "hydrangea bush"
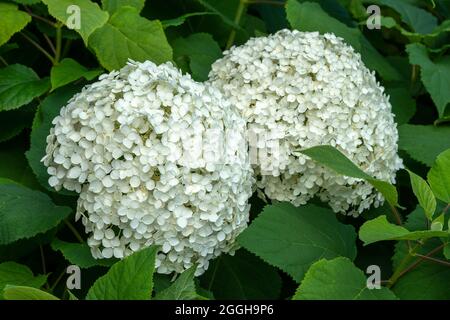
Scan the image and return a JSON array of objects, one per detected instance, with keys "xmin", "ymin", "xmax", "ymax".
[{"xmin": 0, "ymin": 0, "xmax": 449, "ymax": 301}]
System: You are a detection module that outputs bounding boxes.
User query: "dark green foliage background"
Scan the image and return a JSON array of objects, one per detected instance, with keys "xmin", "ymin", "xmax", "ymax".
[{"xmin": 0, "ymin": 0, "xmax": 449, "ymax": 300}]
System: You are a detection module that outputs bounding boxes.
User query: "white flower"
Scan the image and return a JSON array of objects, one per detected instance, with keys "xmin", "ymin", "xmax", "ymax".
[
  {"xmin": 43, "ymin": 60, "xmax": 254, "ymax": 275},
  {"xmin": 208, "ymin": 29, "xmax": 403, "ymax": 216}
]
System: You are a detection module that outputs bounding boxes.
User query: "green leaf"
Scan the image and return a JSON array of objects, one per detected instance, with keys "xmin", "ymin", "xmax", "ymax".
[
  {"xmin": 398, "ymin": 124, "xmax": 450, "ymax": 167},
  {"xmin": 51, "ymin": 239, "xmax": 116, "ymax": 269},
  {"xmin": 88, "ymin": 7, "xmax": 172, "ymax": 71},
  {"xmin": 42, "ymin": 0, "xmax": 109, "ymax": 45},
  {"xmin": 0, "ymin": 262, "xmax": 47, "ymax": 299},
  {"xmin": 444, "ymin": 243, "xmax": 450, "ymax": 260},
  {"xmin": 26, "ymin": 85, "xmax": 81, "ymax": 193},
  {"xmin": 154, "ymin": 266, "xmax": 198, "ymax": 300},
  {"xmin": 238, "ymin": 202, "xmax": 357, "ymax": 283},
  {"xmin": 427, "ymin": 149, "xmax": 450, "ymax": 204},
  {"xmin": 86, "ymin": 246, "xmax": 158, "ymax": 300},
  {"xmin": 101, "ymin": 0, "xmax": 145, "ymax": 14},
  {"xmin": 0, "ymin": 183, "xmax": 71, "ymax": 245},
  {"xmin": 373, "ymin": 0, "xmax": 438, "ymax": 34},
  {"xmin": 293, "ymin": 257, "xmax": 397, "ymax": 300},
  {"xmin": 300, "ymin": 145, "xmax": 399, "ymax": 207},
  {"xmin": 359, "ymin": 216, "xmax": 448, "ymax": 246},
  {"xmin": 200, "ymin": 249, "xmax": 282, "ymax": 299},
  {"xmin": 11, "ymin": 0, "xmax": 42, "ymax": 4},
  {"xmin": 50, "ymin": 58, "xmax": 102, "ymax": 91},
  {"xmin": 407, "ymin": 170, "xmax": 436, "ymax": 220},
  {"xmin": 0, "ymin": 3, "xmax": 31, "ymax": 47},
  {"xmin": 0, "ymin": 184, "xmax": 71, "ymax": 244},
  {"xmin": 286, "ymin": 0, "xmax": 400, "ymax": 81},
  {"xmin": 3, "ymin": 285, "xmax": 59, "ymax": 300},
  {"xmin": 162, "ymin": 12, "xmax": 218, "ymax": 28},
  {"xmin": 172, "ymin": 33, "xmax": 222, "ymax": 81},
  {"xmin": 0, "ymin": 64, "xmax": 50, "ymax": 112},
  {"xmin": 392, "ymin": 262, "xmax": 450, "ymax": 299},
  {"xmin": 406, "ymin": 43, "xmax": 450, "ymax": 117},
  {"xmin": 386, "ymin": 87, "xmax": 416, "ymax": 125}
]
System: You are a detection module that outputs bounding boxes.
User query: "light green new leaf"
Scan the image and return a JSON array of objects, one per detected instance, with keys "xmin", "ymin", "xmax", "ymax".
[
  {"xmin": 238, "ymin": 202, "xmax": 357, "ymax": 283},
  {"xmin": 86, "ymin": 246, "xmax": 158, "ymax": 300},
  {"xmin": 51, "ymin": 239, "xmax": 116, "ymax": 269},
  {"xmin": 0, "ymin": 3, "xmax": 31, "ymax": 47},
  {"xmin": 89, "ymin": 7, "xmax": 172, "ymax": 71},
  {"xmin": 406, "ymin": 43, "xmax": 450, "ymax": 117},
  {"xmin": 293, "ymin": 257, "xmax": 397, "ymax": 300},
  {"xmin": 154, "ymin": 266, "xmax": 198, "ymax": 300},
  {"xmin": 407, "ymin": 170, "xmax": 436, "ymax": 220},
  {"xmin": 286, "ymin": 0, "xmax": 400, "ymax": 81},
  {"xmin": 0, "ymin": 64, "xmax": 50, "ymax": 112},
  {"xmin": 0, "ymin": 262, "xmax": 47, "ymax": 299},
  {"xmin": 3, "ymin": 285, "xmax": 59, "ymax": 300},
  {"xmin": 101, "ymin": 0, "xmax": 145, "ymax": 14},
  {"xmin": 427, "ymin": 149, "xmax": 450, "ymax": 204},
  {"xmin": 200, "ymin": 249, "xmax": 282, "ymax": 299},
  {"xmin": 444, "ymin": 243, "xmax": 450, "ymax": 260},
  {"xmin": 51, "ymin": 58, "xmax": 102, "ymax": 91},
  {"xmin": 300, "ymin": 145, "xmax": 399, "ymax": 207},
  {"xmin": 359, "ymin": 216, "xmax": 448, "ymax": 246},
  {"xmin": 0, "ymin": 184, "xmax": 71, "ymax": 245},
  {"xmin": 398, "ymin": 124, "xmax": 450, "ymax": 166},
  {"xmin": 172, "ymin": 33, "xmax": 222, "ymax": 81},
  {"xmin": 42, "ymin": 0, "xmax": 109, "ymax": 45},
  {"xmin": 26, "ymin": 86, "xmax": 81, "ymax": 193}
]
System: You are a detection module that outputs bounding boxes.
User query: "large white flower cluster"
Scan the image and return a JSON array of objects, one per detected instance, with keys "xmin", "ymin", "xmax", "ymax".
[
  {"xmin": 208, "ymin": 29, "xmax": 403, "ymax": 216},
  {"xmin": 42, "ymin": 60, "xmax": 253, "ymax": 275}
]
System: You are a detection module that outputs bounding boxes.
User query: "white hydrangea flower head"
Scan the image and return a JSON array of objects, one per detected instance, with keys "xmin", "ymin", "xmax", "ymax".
[
  {"xmin": 208, "ymin": 29, "xmax": 403, "ymax": 216},
  {"xmin": 42, "ymin": 60, "xmax": 254, "ymax": 275}
]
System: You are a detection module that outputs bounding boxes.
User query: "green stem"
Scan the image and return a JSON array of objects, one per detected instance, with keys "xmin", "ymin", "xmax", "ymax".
[
  {"xmin": 21, "ymin": 33, "xmax": 55, "ymax": 64},
  {"xmin": 414, "ymin": 253, "xmax": 450, "ymax": 267},
  {"xmin": 50, "ymin": 268, "xmax": 67, "ymax": 292},
  {"xmin": 64, "ymin": 220, "xmax": 84, "ymax": 243},
  {"xmin": 39, "ymin": 245, "xmax": 50, "ymax": 290},
  {"xmin": 54, "ymin": 24, "xmax": 63, "ymax": 64},
  {"xmin": 225, "ymin": 0, "xmax": 248, "ymax": 50},
  {"xmin": 0, "ymin": 56, "xmax": 8, "ymax": 66},
  {"xmin": 43, "ymin": 33, "xmax": 57, "ymax": 55},
  {"xmin": 61, "ymin": 39, "xmax": 73, "ymax": 60}
]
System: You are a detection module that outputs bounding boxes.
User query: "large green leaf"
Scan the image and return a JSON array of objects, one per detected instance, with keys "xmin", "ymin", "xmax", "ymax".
[
  {"xmin": 3, "ymin": 285, "xmax": 59, "ymax": 300},
  {"xmin": 371, "ymin": 0, "xmax": 438, "ymax": 34},
  {"xmin": 300, "ymin": 145, "xmax": 399, "ymax": 207},
  {"xmin": 51, "ymin": 239, "xmax": 116, "ymax": 269},
  {"xmin": 293, "ymin": 257, "xmax": 397, "ymax": 300},
  {"xmin": 50, "ymin": 58, "xmax": 102, "ymax": 91},
  {"xmin": 359, "ymin": 216, "xmax": 448, "ymax": 246},
  {"xmin": 238, "ymin": 203, "xmax": 357, "ymax": 283},
  {"xmin": 172, "ymin": 33, "xmax": 222, "ymax": 81},
  {"xmin": 0, "ymin": 262, "xmax": 47, "ymax": 299},
  {"xmin": 42, "ymin": 0, "xmax": 109, "ymax": 45},
  {"xmin": 200, "ymin": 249, "xmax": 282, "ymax": 299},
  {"xmin": 154, "ymin": 266, "xmax": 198, "ymax": 300},
  {"xmin": 0, "ymin": 3, "xmax": 31, "ymax": 47},
  {"xmin": 398, "ymin": 124, "xmax": 450, "ymax": 167},
  {"xmin": 407, "ymin": 170, "xmax": 436, "ymax": 220},
  {"xmin": 406, "ymin": 43, "xmax": 450, "ymax": 117},
  {"xmin": 392, "ymin": 262, "xmax": 450, "ymax": 299},
  {"xmin": 0, "ymin": 64, "xmax": 50, "ymax": 112},
  {"xmin": 286, "ymin": 0, "xmax": 400, "ymax": 81},
  {"xmin": 427, "ymin": 149, "xmax": 450, "ymax": 204},
  {"xmin": 88, "ymin": 7, "xmax": 172, "ymax": 71},
  {"xmin": 86, "ymin": 246, "xmax": 158, "ymax": 300},
  {"xmin": 0, "ymin": 184, "xmax": 71, "ymax": 245},
  {"xmin": 101, "ymin": 0, "xmax": 145, "ymax": 14},
  {"xmin": 26, "ymin": 86, "xmax": 80, "ymax": 193}
]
